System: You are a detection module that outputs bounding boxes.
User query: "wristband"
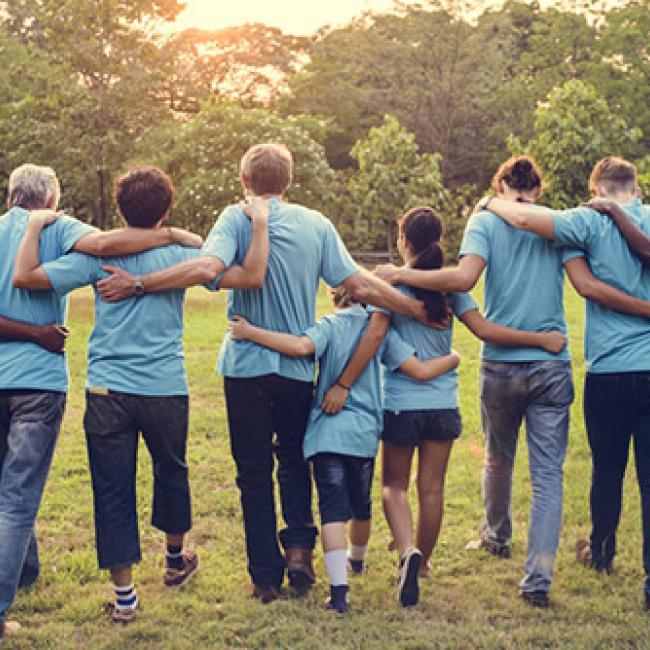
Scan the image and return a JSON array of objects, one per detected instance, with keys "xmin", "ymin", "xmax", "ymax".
[{"xmin": 336, "ymin": 380, "xmax": 351, "ymax": 391}]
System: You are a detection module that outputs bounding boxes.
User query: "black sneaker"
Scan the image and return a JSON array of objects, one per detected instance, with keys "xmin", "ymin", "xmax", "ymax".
[
  {"xmin": 480, "ymin": 537, "xmax": 511, "ymax": 559},
  {"xmin": 397, "ymin": 547, "xmax": 422, "ymax": 607},
  {"xmin": 347, "ymin": 559, "xmax": 365, "ymax": 575},
  {"xmin": 521, "ymin": 590, "xmax": 549, "ymax": 609},
  {"xmin": 325, "ymin": 584, "xmax": 349, "ymax": 615}
]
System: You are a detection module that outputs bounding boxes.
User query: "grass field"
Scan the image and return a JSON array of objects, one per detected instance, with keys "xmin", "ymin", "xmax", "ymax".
[{"xmin": 4, "ymin": 282, "xmax": 649, "ymax": 649}]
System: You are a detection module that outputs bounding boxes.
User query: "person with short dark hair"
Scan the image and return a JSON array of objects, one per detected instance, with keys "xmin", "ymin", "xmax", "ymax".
[
  {"xmin": 13, "ymin": 164, "xmax": 270, "ymax": 624},
  {"xmin": 474, "ymin": 156, "xmax": 650, "ymax": 612}
]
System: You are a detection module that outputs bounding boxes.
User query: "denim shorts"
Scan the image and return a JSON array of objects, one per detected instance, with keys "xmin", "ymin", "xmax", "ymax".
[
  {"xmin": 382, "ymin": 408, "xmax": 462, "ymax": 447},
  {"xmin": 311, "ymin": 453, "xmax": 375, "ymax": 525}
]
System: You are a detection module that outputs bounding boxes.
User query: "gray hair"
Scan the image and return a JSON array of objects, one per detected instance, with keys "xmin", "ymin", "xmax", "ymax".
[{"xmin": 8, "ymin": 164, "xmax": 61, "ymax": 209}]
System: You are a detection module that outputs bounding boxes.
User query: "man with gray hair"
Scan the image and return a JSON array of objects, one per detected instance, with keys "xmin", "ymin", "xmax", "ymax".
[{"xmin": 0, "ymin": 163, "xmax": 200, "ymax": 640}]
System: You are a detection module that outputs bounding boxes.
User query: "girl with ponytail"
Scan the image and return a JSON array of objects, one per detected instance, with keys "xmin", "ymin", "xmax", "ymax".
[{"xmin": 323, "ymin": 204, "xmax": 566, "ymax": 608}]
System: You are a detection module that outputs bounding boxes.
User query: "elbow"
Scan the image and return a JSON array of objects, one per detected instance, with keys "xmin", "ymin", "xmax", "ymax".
[
  {"xmin": 346, "ymin": 274, "xmax": 371, "ymax": 303},
  {"xmin": 572, "ymin": 277, "xmax": 596, "ymax": 301},
  {"xmin": 454, "ymin": 274, "xmax": 476, "ymax": 293},
  {"xmin": 297, "ymin": 340, "xmax": 314, "ymax": 356},
  {"xmin": 198, "ymin": 257, "xmax": 223, "ymax": 284},
  {"xmin": 12, "ymin": 272, "xmax": 30, "ymax": 289},
  {"xmin": 409, "ymin": 366, "xmax": 427, "ymax": 381},
  {"xmin": 245, "ymin": 266, "xmax": 267, "ymax": 289}
]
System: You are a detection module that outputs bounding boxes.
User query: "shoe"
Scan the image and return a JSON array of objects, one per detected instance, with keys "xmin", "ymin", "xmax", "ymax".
[
  {"xmin": 480, "ymin": 536, "xmax": 511, "ymax": 559},
  {"xmin": 521, "ymin": 590, "xmax": 549, "ymax": 609},
  {"xmin": 163, "ymin": 549, "xmax": 199, "ymax": 588},
  {"xmin": 0, "ymin": 620, "xmax": 20, "ymax": 640},
  {"xmin": 251, "ymin": 583, "xmax": 281, "ymax": 604},
  {"xmin": 325, "ymin": 584, "xmax": 349, "ymax": 615},
  {"xmin": 575, "ymin": 538, "xmax": 614, "ymax": 574},
  {"xmin": 347, "ymin": 558, "xmax": 366, "ymax": 575},
  {"xmin": 106, "ymin": 602, "xmax": 138, "ymax": 625},
  {"xmin": 397, "ymin": 547, "xmax": 422, "ymax": 607},
  {"xmin": 285, "ymin": 548, "xmax": 316, "ymax": 593}
]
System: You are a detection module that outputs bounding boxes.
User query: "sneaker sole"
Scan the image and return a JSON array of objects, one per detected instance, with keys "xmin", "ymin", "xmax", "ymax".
[
  {"xmin": 164, "ymin": 557, "xmax": 200, "ymax": 589},
  {"xmin": 398, "ymin": 552, "xmax": 421, "ymax": 607}
]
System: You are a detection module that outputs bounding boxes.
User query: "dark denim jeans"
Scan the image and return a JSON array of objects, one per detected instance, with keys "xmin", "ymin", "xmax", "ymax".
[
  {"xmin": 584, "ymin": 372, "xmax": 650, "ymax": 598},
  {"xmin": 479, "ymin": 361, "xmax": 573, "ymax": 593},
  {"xmin": 224, "ymin": 374, "xmax": 317, "ymax": 590},
  {"xmin": 0, "ymin": 391, "xmax": 65, "ymax": 622},
  {"xmin": 84, "ymin": 392, "xmax": 191, "ymax": 569}
]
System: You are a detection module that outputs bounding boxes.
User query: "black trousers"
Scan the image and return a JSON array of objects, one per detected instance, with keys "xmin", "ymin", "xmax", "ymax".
[
  {"xmin": 584, "ymin": 372, "xmax": 650, "ymax": 597},
  {"xmin": 224, "ymin": 374, "xmax": 317, "ymax": 589},
  {"xmin": 84, "ymin": 391, "xmax": 191, "ymax": 569}
]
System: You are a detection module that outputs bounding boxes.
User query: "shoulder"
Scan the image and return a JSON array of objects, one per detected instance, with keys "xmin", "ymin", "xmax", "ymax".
[
  {"xmin": 282, "ymin": 201, "xmax": 330, "ymax": 229},
  {"xmin": 466, "ymin": 210, "xmax": 498, "ymax": 231}
]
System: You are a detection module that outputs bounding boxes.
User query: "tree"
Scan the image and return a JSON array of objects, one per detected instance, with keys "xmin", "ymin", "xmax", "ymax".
[
  {"xmin": 345, "ymin": 115, "xmax": 449, "ymax": 259},
  {"xmin": 512, "ymin": 79, "xmax": 642, "ymax": 207}
]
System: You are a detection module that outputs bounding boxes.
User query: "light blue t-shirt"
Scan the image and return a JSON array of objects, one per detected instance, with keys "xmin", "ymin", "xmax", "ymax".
[
  {"xmin": 302, "ymin": 305, "xmax": 414, "ymax": 460},
  {"xmin": 371, "ymin": 288, "xmax": 477, "ymax": 411},
  {"xmin": 552, "ymin": 199, "xmax": 650, "ymax": 374},
  {"xmin": 0, "ymin": 207, "xmax": 95, "ymax": 392},
  {"xmin": 42, "ymin": 246, "xmax": 200, "ymax": 396},
  {"xmin": 205, "ymin": 198, "xmax": 359, "ymax": 382},
  {"xmin": 460, "ymin": 208, "xmax": 577, "ymax": 362}
]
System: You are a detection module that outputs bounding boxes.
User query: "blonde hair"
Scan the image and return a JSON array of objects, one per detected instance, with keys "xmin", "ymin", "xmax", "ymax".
[{"xmin": 240, "ymin": 143, "xmax": 293, "ymax": 196}]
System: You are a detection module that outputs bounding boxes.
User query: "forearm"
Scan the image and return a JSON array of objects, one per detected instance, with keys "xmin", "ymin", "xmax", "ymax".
[
  {"xmin": 395, "ymin": 266, "xmax": 474, "ymax": 292},
  {"xmin": 462, "ymin": 309, "xmax": 546, "ymax": 348},
  {"xmin": 143, "ymin": 256, "xmax": 225, "ymax": 292},
  {"xmin": 219, "ymin": 219, "xmax": 269, "ymax": 289},
  {"xmin": 337, "ymin": 313, "xmax": 389, "ymax": 387},
  {"xmin": 401, "ymin": 353, "xmax": 460, "ymax": 381},
  {"xmin": 242, "ymin": 326, "xmax": 314, "ymax": 357},
  {"xmin": 487, "ymin": 198, "xmax": 554, "ymax": 239},
  {"xmin": 344, "ymin": 272, "xmax": 421, "ymax": 319},
  {"xmin": 605, "ymin": 205, "xmax": 650, "ymax": 267},
  {"xmin": 13, "ymin": 222, "xmax": 46, "ymax": 288},
  {"xmin": 75, "ymin": 226, "xmax": 176, "ymax": 256},
  {"xmin": 575, "ymin": 276, "xmax": 650, "ymax": 318},
  {"xmin": 0, "ymin": 315, "xmax": 43, "ymax": 344}
]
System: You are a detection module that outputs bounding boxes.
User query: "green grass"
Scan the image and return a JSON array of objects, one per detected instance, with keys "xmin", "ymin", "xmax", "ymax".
[{"xmin": 5, "ymin": 283, "xmax": 649, "ymax": 649}]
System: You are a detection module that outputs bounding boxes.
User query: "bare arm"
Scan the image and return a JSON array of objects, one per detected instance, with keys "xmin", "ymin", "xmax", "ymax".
[
  {"xmin": 74, "ymin": 225, "xmax": 203, "ymax": 257},
  {"xmin": 320, "ymin": 311, "xmax": 390, "ymax": 415},
  {"xmin": 229, "ymin": 316, "xmax": 315, "ymax": 357},
  {"xmin": 375, "ymin": 255, "xmax": 486, "ymax": 292},
  {"xmin": 484, "ymin": 197, "xmax": 555, "ymax": 239},
  {"xmin": 460, "ymin": 309, "xmax": 567, "ymax": 354},
  {"xmin": 586, "ymin": 198, "xmax": 650, "ymax": 268},
  {"xmin": 0, "ymin": 316, "xmax": 68, "ymax": 353},
  {"xmin": 565, "ymin": 257, "xmax": 650, "ymax": 318},
  {"xmin": 13, "ymin": 212, "xmax": 57, "ymax": 290},
  {"xmin": 399, "ymin": 351, "xmax": 461, "ymax": 381}
]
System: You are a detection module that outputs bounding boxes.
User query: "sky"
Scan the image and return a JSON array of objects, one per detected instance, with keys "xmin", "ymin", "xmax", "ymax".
[{"xmin": 174, "ymin": 0, "xmax": 417, "ymax": 34}]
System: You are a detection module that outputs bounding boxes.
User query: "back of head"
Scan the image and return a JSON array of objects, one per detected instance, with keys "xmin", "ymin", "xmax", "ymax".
[
  {"xmin": 114, "ymin": 165, "xmax": 175, "ymax": 228},
  {"xmin": 8, "ymin": 163, "xmax": 60, "ymax": 210},
  {"xmin": 589, "ymin": 156, "xmax": 637, "ymax": 197},
  {"xmin": 400, "ymin": 207, "xmax": 448, "ymax": 324},
  {"xmin": 240, "ymin": 143, "xmax": 293, "ymax": 196},
  {"xmin": 492, "ymin": 155, "xmax": 543, "ymax": 195}
]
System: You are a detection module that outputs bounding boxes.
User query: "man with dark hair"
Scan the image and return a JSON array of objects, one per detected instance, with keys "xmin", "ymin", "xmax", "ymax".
[
  {"xmin": 13, "ymin": 164, "xmax": 270, "ymax": 624},
  {"xmin": 470, "ymin": 156, "xmax": 650, "ymax": 612},
  {"xmin": 96, "ymin": 143, "xmax": 430, "ymax": 603},
  {"xmin": 0, "ymin": 163, "xmax": 202, "ymax": 640}
]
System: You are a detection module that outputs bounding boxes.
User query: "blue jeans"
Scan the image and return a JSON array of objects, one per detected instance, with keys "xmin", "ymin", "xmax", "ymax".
[
  {"xmin": 479, "ymin": 361, "xmax": 573, "ymax": 593},
  {"xmin": 0, "ymin": 391, "xmax": 65, "ymax": 622},
  {"xmin": 584, "ymin": 372, "xmax": 650, "ymax": 599}
]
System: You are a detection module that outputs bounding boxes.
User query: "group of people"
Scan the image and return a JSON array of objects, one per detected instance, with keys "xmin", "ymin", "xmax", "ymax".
[{"xmin": 0, "ymin": 143, "xmax": 649, "ymax": 640}]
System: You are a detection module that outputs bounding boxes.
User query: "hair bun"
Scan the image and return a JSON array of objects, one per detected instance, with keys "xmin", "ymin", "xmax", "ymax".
[{"xmin": 513, "ymin": 158, "xmax": 533, "ymax": 177}]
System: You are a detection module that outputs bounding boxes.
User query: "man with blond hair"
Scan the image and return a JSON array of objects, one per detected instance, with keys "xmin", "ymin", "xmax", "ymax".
[
  {"xmin": 0, "ymin": 163, "xmax": 200, "ymax": 639},
  {"xmin": 98, "ymin": 143, "xmax": 427, "ymax": 602}
]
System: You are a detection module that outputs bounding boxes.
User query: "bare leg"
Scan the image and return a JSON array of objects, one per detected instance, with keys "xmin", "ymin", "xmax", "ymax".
[
  {"xmin": 321, "ymin": 523, "xmax": 347, "ymax": 552},
  {"xmin": 415, "ymin": 440, "xmax": 454, "ymax": 569},
  {"xmin": 166, "ymin": 533, "xmax": 184, "ymax": 547},
  {"xmin": 382, "ymin": 442, "xmax": 416, "ymax": 555},
  {"xmin": 110, "ymin": 565, "xmax": 132, "ymax": 588},
  {"xmin": 348, "ymin": 519, "xmax": 371, "ymax": 547}
]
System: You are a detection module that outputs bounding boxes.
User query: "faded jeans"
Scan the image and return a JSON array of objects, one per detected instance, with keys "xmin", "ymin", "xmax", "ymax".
[
  {"xmin": 479, "ymin": 361, "xmax": 573, "ymax": 593},
  {"xmin": 0, "ymin": 391, "xmax": 65, "ymax": 622}
]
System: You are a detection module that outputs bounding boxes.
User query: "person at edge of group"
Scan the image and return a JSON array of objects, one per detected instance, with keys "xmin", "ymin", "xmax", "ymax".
[
  {"xmin": 229, "ymin": 285, "xmax": 461, "ymax": 614},
  {"xmin": 322, "ymin": 205, "xmax": 568, "ymax": 608},
  {"xmin": 11, "ymin": 165, "xmax": 271, "ymax": 624},
  {"xmin": 474, "ymin": 156, "xmax": 650, "ymax": 613},
  {"xmin": 375, "ymin": 156, "xmax": 650, "ymax": 609},
  {"xmin": 0, "ymin": 164, "xmax": 202, "ymax": 641},
  {"xmin": 94, "ymin": 143, "xmax": 433, "ymax": 604}
]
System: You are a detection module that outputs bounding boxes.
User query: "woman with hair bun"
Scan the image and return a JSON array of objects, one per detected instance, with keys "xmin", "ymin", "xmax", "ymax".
[{"xmin": 325, "ymin": 204, "xmax": 567, "ymax": 608}]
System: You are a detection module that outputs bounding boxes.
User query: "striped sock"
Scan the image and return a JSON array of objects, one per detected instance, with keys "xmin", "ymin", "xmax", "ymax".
[
  {"xmin": 114, "ymin": 584, "xmax": 138, "ymax": 611},
  {"xmin": 166, "ymin": 544, "xmax": 184, "ymax": 570}
]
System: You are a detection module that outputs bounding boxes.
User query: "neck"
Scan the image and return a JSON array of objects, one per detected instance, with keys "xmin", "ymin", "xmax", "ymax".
[{"xmin": 601, "ymin": 192, "xmax": 636, "ymax": 204}]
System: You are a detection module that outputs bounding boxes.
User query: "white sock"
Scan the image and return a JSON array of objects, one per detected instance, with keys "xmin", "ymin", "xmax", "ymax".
[
  {"xmin": 324, "ymin": 549, "xmax": 348, "ymax": 587},
  {"xmin": 348, "ymin": 544, "xmax": 368, "ymax": 562},
  {"xmin": 114, "ymin": 583, "xmax": 138, "ymax": 611}
]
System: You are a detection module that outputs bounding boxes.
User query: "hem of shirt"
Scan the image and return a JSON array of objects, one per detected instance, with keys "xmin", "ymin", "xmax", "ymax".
[
  {"xmin": 383, "ymin": 402, "xmax": 459, "ymax": 412},
  {"xmin": 327, "ymin": 266, "xmax": 358, "ymax": 289},
  {"xmin": 217, "ymin": 369, "xmax": 314, "ymax": 383},
  {"xmin": 0, "ymin": 384, "xmax": 67, "ymax": 393},
  {"xmin": 304, "ymin": 445, "xmax": 379, "ymax": 460},
  {"xmin": 481, "ymin": 351, "xmax": 572, "ymax": 363},
  {"xmin": 85, "ymin": 386, "xmax": 189, "ymax": 397},
  {"xmin": 586, "ymin": 364, "xmax": 650, "ymax": 375}
]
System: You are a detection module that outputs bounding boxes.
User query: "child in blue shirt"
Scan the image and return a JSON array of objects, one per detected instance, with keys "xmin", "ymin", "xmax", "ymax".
[{"xmin": 229, "ymin": 287, "xmax": 460, "ymax": 614}]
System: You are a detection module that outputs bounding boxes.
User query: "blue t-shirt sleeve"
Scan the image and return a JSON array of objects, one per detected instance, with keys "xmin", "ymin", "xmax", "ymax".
[
  {"xmin": 320, "ymin": 218, "xmax": 358, "ymax": 287},
  {"xmin": 42, "ymin": 252, "xmax": 102, "ymax": 295},
  {"xmin": 367, "ymin": 304, "xmax": 389, "ymax": 316},
  {"xmin": 201, "ymin": 206, "xmax": 242, "ymax": 268},
  {"xmin": 55, "ymin": 215, "xmax": 98, "ymax": 254},
  {"xmin": 561, "ymin": 247, "xmax": 585, "ymax": 264},
  {"xmin": 459, "ymin": 212, "xmax": 491, "ymax": 263},
  {"xmin": 450, "ymin": 292, "xmax": 478, "ymax": 317},
  {"xmin": 380, "ymin": 328, "xmax": 415, "ymax": 371},
  {"xmin": 303, "ymin": 316, "xmax": 333, "ymax": 359},
  {"xmin": 552, "ymin": 207, "xmax": 593, "ymax": 250}
]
